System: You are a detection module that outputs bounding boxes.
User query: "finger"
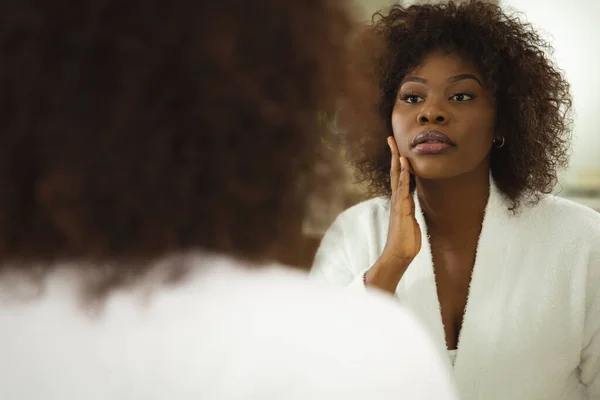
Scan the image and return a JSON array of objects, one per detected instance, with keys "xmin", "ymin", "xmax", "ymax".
[
  {"xmin": 400, "ymin": 184, "xmax": 415, "ymax": 217},
  {"xmin": 408, "ymin": 158, "xmax": 415, "ymax": 175},
  {"xmin": 388, "ymin": 137, "xmax": 399, "ymax": 197},
  {"xmin": 408, "ymin": 191, "xmax": 415, "ymax": 214},
  {"xmin": 388, "ymin": 136, "xmax": 400, "ymax": 156},
  {"xmin": 399, "ymin": 156, "xmax": 410, "ymax": 200}
]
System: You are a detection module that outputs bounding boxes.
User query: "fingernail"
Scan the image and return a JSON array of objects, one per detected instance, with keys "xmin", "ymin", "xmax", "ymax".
[{"xmin": 399, "ymin": 157, "xmax": 404, "ymax": 170}]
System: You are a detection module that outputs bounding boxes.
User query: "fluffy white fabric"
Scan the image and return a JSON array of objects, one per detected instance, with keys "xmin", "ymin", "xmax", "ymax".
[
  {"xmin": 312, "ymin": 180, "xmax": 600, "ymax": 400},
  {"xmin": 0, "ymin": 253, "xmax": 457, "ymax": 400}
]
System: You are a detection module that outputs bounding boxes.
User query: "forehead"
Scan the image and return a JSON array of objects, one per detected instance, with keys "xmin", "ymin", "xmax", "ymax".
[{"xmin": 408, "ymin": 50, "xmax": 481, "ymax": 80}]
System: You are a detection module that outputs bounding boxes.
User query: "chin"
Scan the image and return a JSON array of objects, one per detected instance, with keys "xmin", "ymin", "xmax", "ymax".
[
  {"xmin": 409, "ymin": 158, "xmax": 463, "ymax": 180},
  {"xmin": 412, "ymin": 169, "xmax": 459, "ymax": 180}
]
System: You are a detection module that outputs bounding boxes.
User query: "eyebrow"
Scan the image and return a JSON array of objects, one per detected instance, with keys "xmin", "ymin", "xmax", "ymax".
[
  {"xmin": 402, "ymin": 76, "xmax": 427, "ymax": 85},
  {"xmin": 401, "ymin": 73, "xmax": 483, "ymax": 87},
  {"xmin": 447, "ymin": 74, "xmax": 483, "ymax": 86}
]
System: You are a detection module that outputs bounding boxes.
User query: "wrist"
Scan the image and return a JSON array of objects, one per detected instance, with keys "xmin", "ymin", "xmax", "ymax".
[
  {"xmin": 367, "ymin": 260, "xmax": 406, "ymax": 282},
  {"xmin": 377, "ymin": 252, "xmax": 413, "ymax": 272},
  {"xmin": 365, "ymin": 256, "xmax": 411, "ymax": 293}
]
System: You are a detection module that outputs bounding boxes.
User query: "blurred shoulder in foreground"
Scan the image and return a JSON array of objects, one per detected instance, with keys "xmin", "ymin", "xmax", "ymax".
[{"xmin": 0, "ymin": 253, "xmax": 457, "ymax": 399}]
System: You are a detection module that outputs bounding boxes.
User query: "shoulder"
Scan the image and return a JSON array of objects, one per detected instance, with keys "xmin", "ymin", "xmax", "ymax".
[
  {"xmin": 201, "ymin": 260, "xmax": 455, "ymax": 396},
  {"xmin": 338, "ymin": 196, "xmax": 389, "ymax": 220},
  {"xmin": 193, "ymin": 255, "xmax": 409, "ymax": 328},
  {"xmin": 524, "ymin": 195, "xmax": 600, "ymax": 279},
  {"xmin": 0, "ymin": 255, "xmax": 457, "ymax": 399},
  {"xmin": 156, "ymin": 256, "xmax": 456, "ymax": 397},
  {"xmin": 530, "ymin": 195, "xmax": 600, "ymax": 239},
  {"xmin": 314, "ymin": 197, "xmax": 390, "ymax": 269},
  {"xmin": 329, "ymin": 196, "xmax": 390, "ymax": 232},
  {"xmin": 200, "ymin": 257, "xmax": 435, "ymax": 347}
]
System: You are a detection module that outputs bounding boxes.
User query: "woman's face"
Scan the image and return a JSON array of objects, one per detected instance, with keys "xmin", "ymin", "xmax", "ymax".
[{"xmin": 391, "ymin": 50, "xmax": 496, "ymax": 180}]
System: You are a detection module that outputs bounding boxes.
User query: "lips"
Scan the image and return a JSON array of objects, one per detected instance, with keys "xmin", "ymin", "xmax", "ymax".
[{"xmin": 411, "ymin": 130, "xmax": 456, "ymax": 155}]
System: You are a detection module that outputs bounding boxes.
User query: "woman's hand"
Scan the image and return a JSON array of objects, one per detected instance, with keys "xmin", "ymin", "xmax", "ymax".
[
  {"xmin": 364, "ymin": 136, "xmax": 422, "ymax": 293},
  {"xmin": 382, "ymin": 136, "xmax": 422, "ymax": 264}
]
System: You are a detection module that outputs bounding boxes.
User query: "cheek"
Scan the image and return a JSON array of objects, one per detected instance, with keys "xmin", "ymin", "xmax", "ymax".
[
  {"xmin": 462, "ymin": 109, "xmax": 496, "ymax": 151},
  {"xmin": 391, "ymin": 105, "xmax": 412, "ymax": 152}
]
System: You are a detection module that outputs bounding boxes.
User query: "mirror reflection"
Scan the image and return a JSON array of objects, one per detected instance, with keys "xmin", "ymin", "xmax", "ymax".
[{"xmin": 310, "ymin": 1, "xmax": 600, "ymax": 400}]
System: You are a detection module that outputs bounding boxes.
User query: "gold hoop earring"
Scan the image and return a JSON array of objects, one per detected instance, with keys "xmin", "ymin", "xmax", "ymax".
[{"xmin": 493, "ymin": 136, "xmax": 505, "ymax": 148}]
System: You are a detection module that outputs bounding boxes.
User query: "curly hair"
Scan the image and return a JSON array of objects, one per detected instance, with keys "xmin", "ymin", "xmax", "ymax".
[
  {"xmin": 345, "ymin": 0, "xmax": 573, "ymax": 209},
  {"xmin": 0, "ymin": 0, "xmax": 372, "ymax": 291}
]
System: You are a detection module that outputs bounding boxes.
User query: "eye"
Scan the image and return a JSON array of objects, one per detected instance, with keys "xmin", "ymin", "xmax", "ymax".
[
  {"xmin": 450, "ymin": 93, "xmax": 474, "ymax": 102},
  {"xmin": 400, "ymin": 93, "xmax": 425, "ymax": 104}
]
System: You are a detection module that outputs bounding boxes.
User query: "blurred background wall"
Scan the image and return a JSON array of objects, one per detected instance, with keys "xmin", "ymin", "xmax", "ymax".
[{"xmin": 500, "ymin": 0, "xmax": 600, "ymax": 208}]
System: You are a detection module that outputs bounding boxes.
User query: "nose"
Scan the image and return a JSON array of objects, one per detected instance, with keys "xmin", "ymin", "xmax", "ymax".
[{"xmin": 417, "ymin": 101, "xmax": 449, "ymax": 125}]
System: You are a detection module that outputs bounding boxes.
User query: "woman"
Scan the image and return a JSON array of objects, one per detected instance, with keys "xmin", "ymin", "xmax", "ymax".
[
  {"xmin": 0, "ymin": 0, "xmax": 458, "ymax": 399},
  {"xmin": 312, "ymin": 1, "xmax": 600, "ymax": 399}
]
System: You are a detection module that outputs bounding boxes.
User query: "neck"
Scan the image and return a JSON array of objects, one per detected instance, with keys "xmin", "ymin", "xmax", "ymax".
[{"xmin": 415, "ymin": 164, "xmax": 490, "ymax": 236}]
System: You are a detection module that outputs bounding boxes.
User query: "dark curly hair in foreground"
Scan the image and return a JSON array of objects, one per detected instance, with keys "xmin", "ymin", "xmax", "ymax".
[
  {"xmin": 346, "ymin": 0, "xmax": 572, "ymax": 208},
  {"xmin": 0, "ymin": 0, "xmax": 373, "ymax": 293}
]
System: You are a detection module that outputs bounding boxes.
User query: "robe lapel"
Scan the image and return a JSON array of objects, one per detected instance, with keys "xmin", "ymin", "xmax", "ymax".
[
  {"xmin": 396, "ymin": 179, "xmax": 516, "ymax": 398},
  {"xmin": 451, "ymin": 181, "xmax": 514, "ymax": 397}
]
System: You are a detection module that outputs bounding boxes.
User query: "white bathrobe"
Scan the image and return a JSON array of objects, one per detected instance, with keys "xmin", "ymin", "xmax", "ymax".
[
  {"xmin": 0, "ymin": 253, "xmax": 457, "ymax": 400},
  {"xmin": 312, "ymin": 180, "xmax": 600, "ymax": 400}
]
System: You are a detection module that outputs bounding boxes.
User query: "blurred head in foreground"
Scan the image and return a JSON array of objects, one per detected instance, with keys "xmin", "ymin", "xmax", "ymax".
[{"xmin": 0, "ymin": 0, "xmax": 378, "ymax": 295}]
